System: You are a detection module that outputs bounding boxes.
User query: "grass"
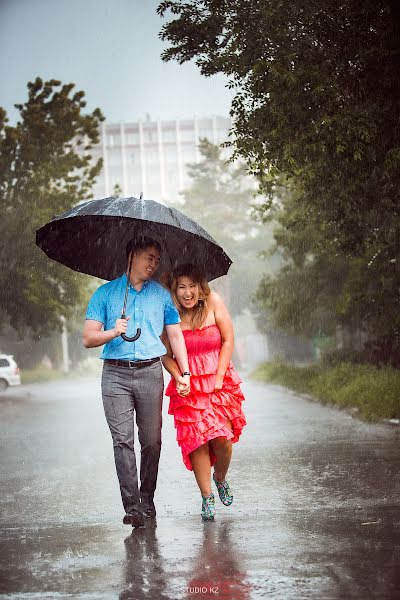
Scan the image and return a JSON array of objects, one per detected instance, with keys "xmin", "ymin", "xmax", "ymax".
[
  {"xmin": 20, "ymin": 358, "xmax": 102, "ymax": 384},
  {"xmin": 251, "ymin": 361, "xmax": 400, "ymax": 422},
  {"xmin": 21, "ymin": 365, "xmax": 65, "ymax": 384}
]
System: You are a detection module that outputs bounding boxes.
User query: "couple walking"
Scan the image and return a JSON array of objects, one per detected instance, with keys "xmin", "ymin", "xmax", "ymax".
[{"xmin": 83, "ymin": 236, "xmax": 246, "ymax": 527}]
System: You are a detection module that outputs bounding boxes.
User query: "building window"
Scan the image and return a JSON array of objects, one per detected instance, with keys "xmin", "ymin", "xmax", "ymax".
[
  {"xmin": 165, "ymin": 146, "xmax": 178, "ymax": 164},
  {"xmin": 182, "ymin": 144, "xmax": 196, "ymax": 162},
  {"xmin": 162, "ymin": 128, "xmax": 176, "ymax": 143},
  {"xmin": 108, "ymin": 151, "xmax": 121, "ymax": 166},
  {"xmin": 129, "ymin": 174, "xmax": 142, "ymax": 185},
  {"xmin": 143, "ymin": 127, "xmax": 155, "ymax": 144},
  {"xmin": 179, "ymin": 128, "xmax": 195, "ymax": 142},
  {"xmin": 145, "ymin": 149, "xmax": 160, "ymax": 167},
  {"xmin": 126, "ymin": 132, "xmax": 139, "ymax": 145},
  {"xmin": 107, "ymin": 134, "xmax": 121, "ymax": 147}
]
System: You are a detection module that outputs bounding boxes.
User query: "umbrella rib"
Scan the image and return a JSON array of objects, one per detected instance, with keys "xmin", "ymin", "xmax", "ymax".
[{"xmin": 116, "ymin": 220, "xmax": 138, "ymax": 277}]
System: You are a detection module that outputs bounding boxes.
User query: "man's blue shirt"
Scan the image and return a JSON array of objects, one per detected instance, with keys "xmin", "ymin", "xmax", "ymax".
[{"xmin": 85, "ymin": 274, "xmax": 180, "ymax": 360}]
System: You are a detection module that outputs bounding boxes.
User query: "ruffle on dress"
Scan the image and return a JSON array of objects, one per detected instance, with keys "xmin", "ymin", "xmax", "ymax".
[{"xmin": 166, "ymin": 325, "xmax": 246, "ymax": 471}]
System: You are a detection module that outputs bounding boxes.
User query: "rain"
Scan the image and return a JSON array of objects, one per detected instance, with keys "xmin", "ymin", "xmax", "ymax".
[{"xmin": 0, "ymin": 1, "xmax": 399, "ymax": 599}]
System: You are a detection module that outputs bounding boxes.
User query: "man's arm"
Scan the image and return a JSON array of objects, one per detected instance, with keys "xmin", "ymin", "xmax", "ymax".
[
  {"xmin": 160, "ymin": 329, "xmax": 189, "ymax": 396},
  {"xmin": 160, "ymin": 329, "xmax": 180, "ymax": 379},
  {"xmin": 83, "ymin": 318, "xmax": 129, "ymax": 348}
]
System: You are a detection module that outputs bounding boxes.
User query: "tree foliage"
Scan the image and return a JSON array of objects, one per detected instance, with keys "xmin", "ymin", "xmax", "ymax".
[
  {"xmin": 158, "ymin": 1, "xmax": 400, "ymax": 362},
  {"xmin": 254, "ymin": 179, "xmax": 400, "ymax": 364},
  {"xmin": 175, "ymin": 138, "xmax": 269, "ymax": 316},
  {"xmin": 181, "ymin": 138, "xmax": 258, "ymax": 241},
  {"xmin": 0, "ymin": 78, "xmax": 104, "ymax": 336},
  {"xmin": 254, "ymin": 181, "xmax": 352, "ymax": 337}
]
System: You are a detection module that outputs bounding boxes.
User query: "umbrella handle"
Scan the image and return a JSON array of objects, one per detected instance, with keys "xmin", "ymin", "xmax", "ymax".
[
  {"xmin": 120, "ymin": 255, "xmax": 141, "ymax": 342},
  {"xmin": 120, "ymin": 309, "xmax": 141, "ymax": 342},
  {"xmin": 121, "ymin": 328, "xmax": 141, "ymax": 342}
]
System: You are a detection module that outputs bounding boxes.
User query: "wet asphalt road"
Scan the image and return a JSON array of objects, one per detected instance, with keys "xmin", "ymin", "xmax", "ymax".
[{"xmin": 0, "ymin": 374, "xmax": 399, "ymax": 600}]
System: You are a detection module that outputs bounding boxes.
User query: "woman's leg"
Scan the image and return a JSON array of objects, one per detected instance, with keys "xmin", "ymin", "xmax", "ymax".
[
  {"xmin": 210, "ymin": 438, "xmax": 232, "ymax": 482},
  {"xmin": 210, "ymin": 420, "xmax": 233, "ymax": 482},
  {"xmin": 189, "ymin": 443, "xmax": 212, "ymax": 496}
]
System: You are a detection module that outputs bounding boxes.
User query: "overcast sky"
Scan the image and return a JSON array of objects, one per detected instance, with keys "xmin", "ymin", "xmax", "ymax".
[{"xmin": 0, "ymin": 0, "xmax": 232, "ymax": 124}]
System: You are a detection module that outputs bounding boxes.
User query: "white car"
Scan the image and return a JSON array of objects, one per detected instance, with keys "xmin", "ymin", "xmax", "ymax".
[{"xmin": 0, "ymin": 354, "xmax": 21, "ymax": 392}]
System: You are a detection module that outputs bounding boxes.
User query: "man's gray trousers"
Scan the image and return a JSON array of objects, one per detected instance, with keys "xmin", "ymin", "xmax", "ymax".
[{"xmin": 101, "ymin": 360, "xmax": 164, "ymax": 515}]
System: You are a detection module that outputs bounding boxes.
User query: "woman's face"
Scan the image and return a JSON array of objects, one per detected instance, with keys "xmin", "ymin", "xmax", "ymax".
[{"xmin": 176, "ymin": 276, "xmax": 200, "ymax": 310}]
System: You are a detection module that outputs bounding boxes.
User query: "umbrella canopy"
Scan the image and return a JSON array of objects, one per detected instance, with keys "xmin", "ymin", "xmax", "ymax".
[{"xmin": 36, "ymin": 196, "xmax": 232, "ymax": 282}]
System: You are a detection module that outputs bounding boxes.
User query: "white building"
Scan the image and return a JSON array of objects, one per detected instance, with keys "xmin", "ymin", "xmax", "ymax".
[{"xmin": 91, "ymin": 115, "xmax": 232, "ymax": 202}]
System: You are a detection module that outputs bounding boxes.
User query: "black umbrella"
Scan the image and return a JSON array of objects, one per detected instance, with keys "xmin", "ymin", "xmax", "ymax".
[{"xmin": 36, "ymin": 195, "xmax": 232, "ymax": 341}]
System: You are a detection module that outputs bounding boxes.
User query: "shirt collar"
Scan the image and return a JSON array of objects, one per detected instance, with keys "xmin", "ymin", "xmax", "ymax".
[{"xmin": 121, "ymin": 273, "xmax": 150, "ymax": 290}]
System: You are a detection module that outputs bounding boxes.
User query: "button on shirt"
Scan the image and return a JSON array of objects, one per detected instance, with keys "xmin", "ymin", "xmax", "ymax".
[{"xmin": 85, "ymin": 274, "xmax": 180, "ymax": 360}]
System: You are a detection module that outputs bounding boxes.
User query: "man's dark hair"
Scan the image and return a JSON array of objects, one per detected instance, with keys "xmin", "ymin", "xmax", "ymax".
[{"xmin": 126, "ymin": 236, "xmax": 161, "ymax": 259}]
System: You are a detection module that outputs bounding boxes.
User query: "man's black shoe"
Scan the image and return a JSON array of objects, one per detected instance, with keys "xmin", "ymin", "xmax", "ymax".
[
  {"xmin": 123, "ymin": 511, "xmax": 145, "ymax": 528},
  {"xmin": 142, "ymin": 507, "xmax": 156, "ymax": 519}
]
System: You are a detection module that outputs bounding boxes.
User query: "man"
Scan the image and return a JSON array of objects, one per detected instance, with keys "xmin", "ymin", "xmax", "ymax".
[{"xmin": 83, "ymin": 236, "xmax": 190, "ymax": 528}]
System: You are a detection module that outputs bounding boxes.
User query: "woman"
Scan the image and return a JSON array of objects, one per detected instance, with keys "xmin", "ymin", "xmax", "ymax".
[{"xmin": 161, "ymin": 264, "xmax": 246, "ymax": 521}]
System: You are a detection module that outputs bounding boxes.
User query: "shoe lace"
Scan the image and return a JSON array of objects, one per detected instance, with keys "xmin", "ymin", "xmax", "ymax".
[{"xmin": 202, "ymin": 494, "xmax": 215, "ymax": 513}]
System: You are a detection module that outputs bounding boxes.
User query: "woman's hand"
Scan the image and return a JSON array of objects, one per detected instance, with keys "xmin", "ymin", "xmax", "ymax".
[
  {"xmin": 214, "ymin": 374, "xmax": 224, "ymax": 391},
  {"xmin": 176, "ymin": 374, "xmax": 190, "ymax": 397}
]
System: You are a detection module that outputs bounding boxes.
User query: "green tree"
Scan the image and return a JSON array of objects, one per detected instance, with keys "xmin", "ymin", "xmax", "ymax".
[
  {"xmin": 0, "ymin": 78, "xmax": 104, "ymax": 336},
  {"xmin": 182, "ymin": 138, "xmax": 258, "ymax": 242},
  {"xmin": 158, "ymin": 1, "xmax": 400, "ymax": 240},
  {"xmin": 254, "ymin": 179, "xmax": 400, "ymax": 362},
  {"xmin": 158, "ymin": 1, "xmax": 400, "ymax": 361},
  {"xmin": 113, "ymin": 182, "xmax": 123, "ymax": 196},
  {"xmin": 176, "ymin": 138, "xmax": 270, "ymax": 316},
  {"xmin": 254, "ymin": 181, "xmax": 348, "ymax": 338}
]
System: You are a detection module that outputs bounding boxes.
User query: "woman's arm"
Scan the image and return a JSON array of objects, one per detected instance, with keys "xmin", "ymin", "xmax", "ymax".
[{"xmin": 211, "ymin": 292, "xmax": 234, "ymax": 390}]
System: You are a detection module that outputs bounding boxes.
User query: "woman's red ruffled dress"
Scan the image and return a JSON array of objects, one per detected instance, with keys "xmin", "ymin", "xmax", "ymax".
[{"xmin": 165, "ymin": 324, "xmax": 246, "ymax": 471}]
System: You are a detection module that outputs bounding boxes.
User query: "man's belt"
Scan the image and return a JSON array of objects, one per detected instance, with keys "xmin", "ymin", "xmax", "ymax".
[{"xmin": 104, "ymin": 357, "xmax": 160, "ymax": 369}]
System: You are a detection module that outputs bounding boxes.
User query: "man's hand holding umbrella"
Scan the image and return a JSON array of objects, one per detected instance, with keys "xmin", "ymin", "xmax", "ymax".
[
  {"xmin": 113, "ymin": 316, "xmax": 130, "ymax": 338},
  {"xmin": 82, "ymin": 315, "xmax": 131, "ymax": 348}
]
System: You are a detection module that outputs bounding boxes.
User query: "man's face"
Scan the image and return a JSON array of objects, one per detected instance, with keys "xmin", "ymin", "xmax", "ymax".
[{"xmin": 130, "ymin": 246, "xmax": 161, "ymax": 280}]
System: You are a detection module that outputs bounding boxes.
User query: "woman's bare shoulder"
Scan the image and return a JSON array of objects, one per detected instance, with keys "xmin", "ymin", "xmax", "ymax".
[{"xmin": 208, "ymin": 291, "xmax": 225, "ymax": 307}]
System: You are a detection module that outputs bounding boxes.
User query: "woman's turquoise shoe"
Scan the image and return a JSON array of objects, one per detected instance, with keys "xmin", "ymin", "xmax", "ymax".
[
  {"xmin": 201, "ymin": 493, "xmax": 216, "ymax": 521},
  {"xmin": 213, "ymin": 473, "xmax": 233, "ymax": 506}
]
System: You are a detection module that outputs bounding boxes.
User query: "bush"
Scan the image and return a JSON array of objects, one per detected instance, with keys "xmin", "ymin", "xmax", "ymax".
[
  {"xmin": 362, "ymin": 337, "xmax": 400, "ymax": 369},
  {"xmin": 20, "ymin": 357, "xmax": 102, "ymax": 384},
  {"xmin": 21, "ymin": 365, "xmax": 64, "ymax": 384},
  {"xmin": 333, "ymin": 366, "xmax": 400, "ymax": 421},
  {"xmin": 320, "ymin": 348, "xmax": 363, "ymax": 367},
  {"xmin": 76, "ymin": 357, "xmax": 102, "ymax": 376},
  {"xmin": 251, "ymin": 361, "xmax": 400, "ymax": 422},
  {"xmin": 310, "ymin": 363, "xmax": 356, "ymax": 404},
  {"xmin": 252, "ymin": 361, "xmax": 319, "ymax": 394}
]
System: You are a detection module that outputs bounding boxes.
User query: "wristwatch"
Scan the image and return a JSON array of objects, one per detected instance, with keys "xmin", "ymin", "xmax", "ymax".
[{"xmin": 182, "ymin": 371, "xmax": 191, "ymax": 376}]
